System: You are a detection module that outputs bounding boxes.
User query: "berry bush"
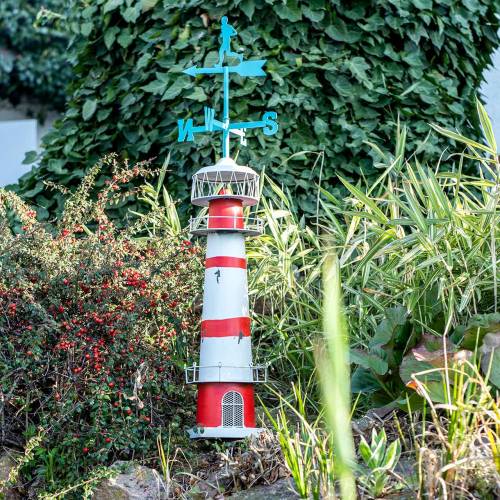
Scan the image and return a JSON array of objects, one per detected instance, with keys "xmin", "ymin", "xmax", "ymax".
[{"xmin": 0, "ymin": 157, "xmax": 203, "ymax": 493}]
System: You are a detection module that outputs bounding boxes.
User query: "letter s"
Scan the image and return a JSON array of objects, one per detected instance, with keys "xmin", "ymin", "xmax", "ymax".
[{"xmin": 262, "ymin": 111, "xmax": 278, "ymax": 136}]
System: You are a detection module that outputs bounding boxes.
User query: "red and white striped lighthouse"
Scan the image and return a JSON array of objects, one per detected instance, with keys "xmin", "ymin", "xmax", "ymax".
[{"xmin": 186, "ymin": 157, "xmax": 266, "ymax": 439}]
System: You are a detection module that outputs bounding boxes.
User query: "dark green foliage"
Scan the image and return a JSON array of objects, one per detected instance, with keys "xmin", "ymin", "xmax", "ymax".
[
  {"xmin": 0, "ymin": 0, "xmax": 70, "ymax": 109},
  {"xmin": 14, "ymin": 0, "xmax": 500, "ymax": 219}
]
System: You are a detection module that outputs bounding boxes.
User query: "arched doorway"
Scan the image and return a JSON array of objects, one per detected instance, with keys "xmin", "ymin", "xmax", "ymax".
[{"xmin": 221, "ymin": 391, "xmax": 244, "ymax": 427}]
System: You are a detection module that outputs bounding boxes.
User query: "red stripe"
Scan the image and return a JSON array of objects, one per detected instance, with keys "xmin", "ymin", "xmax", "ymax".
[
  {"xmin": 205, "ymin": 256, "xmax": 246, "ymax": 269},
  {"xmin": 201, "ymin": 317, "xmax": 251, "ymax": 338},
  {"xmin": 197, "ymin": 383, "xmax": 255, "ymax": 428}
]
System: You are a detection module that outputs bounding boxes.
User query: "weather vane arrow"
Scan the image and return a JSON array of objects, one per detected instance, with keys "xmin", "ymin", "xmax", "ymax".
[
  {"xmin": 183, "ymin": 59, "xmax": 267, "ymax": 78},
  {"xmin": 177, "ymin": 16, "xmax": 278, "ymax": 158}
]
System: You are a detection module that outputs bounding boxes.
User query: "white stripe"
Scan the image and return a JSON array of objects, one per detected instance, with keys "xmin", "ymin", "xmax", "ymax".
[
  {"xmin": 202, "ymin": 267, "xmax": 249, "ymax": 320},
  {"xmin": 199, "ymin": 337, "xmax": 253, "ymax": 382},
  {"xmin": 206, "ymin": 233, "xmax": 246, "ymax": 258},
  {"xmin": 200, "ymin": 336, "xmax": 252, "ymax": 366}
]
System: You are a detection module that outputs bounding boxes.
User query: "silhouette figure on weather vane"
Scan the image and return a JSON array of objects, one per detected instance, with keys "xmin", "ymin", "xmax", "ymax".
[{"xmin": 217, "ymin": 16, "xmax": 243, "ymax": 66}]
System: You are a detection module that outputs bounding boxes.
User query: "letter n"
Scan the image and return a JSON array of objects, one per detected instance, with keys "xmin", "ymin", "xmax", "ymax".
[{"xmin": 177, "ymin": 119, "xmax": 195, "ymax": 142}]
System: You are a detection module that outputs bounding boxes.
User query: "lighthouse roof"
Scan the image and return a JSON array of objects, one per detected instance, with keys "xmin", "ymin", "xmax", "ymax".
[{"xmin": 193, "ymin": 157, "xmax": 258, "ymax": 182}]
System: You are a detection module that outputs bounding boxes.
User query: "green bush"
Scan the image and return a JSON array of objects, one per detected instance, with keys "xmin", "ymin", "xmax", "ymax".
[
  {"xmin": 0, "ymin": 158, "xmax": 203, "ymax": 495},
  {"xmin": 0, "ymin": 0, "xmax": 70, "ymax": 109},
  {"xmin": 15, "ymin": 0, "xmax": 500, "ymax": 219}
]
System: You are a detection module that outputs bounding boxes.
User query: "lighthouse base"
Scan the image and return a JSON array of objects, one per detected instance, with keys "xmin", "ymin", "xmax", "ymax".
[{"xmin": 188, "ymin": 426, "xmax": 264, "ymax": 440}]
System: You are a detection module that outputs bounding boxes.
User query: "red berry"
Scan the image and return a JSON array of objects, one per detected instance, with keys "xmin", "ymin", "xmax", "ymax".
[
  {"xmin": 126, "ymin": 408, "xmax": 132, "ymax": 415},
  {"xmin": 105, "ymin": 437, "xmax": 112, "ymax": 443},
  {"xmin": 108, "ymin": 382, "xmax": 115, "ymax": 388},
  {"xmin": 83, "ymin": 447, "xmax": 89, "ymax": 454}
]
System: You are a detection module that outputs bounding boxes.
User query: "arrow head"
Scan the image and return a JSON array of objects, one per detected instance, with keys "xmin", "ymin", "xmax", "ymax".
[{"xmin": 183, "ymin": 65, "xmax": 198, "ymax": 77}]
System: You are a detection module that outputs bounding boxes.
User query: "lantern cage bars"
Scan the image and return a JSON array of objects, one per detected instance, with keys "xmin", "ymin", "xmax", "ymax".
[{"xmin": 191, "ymin": 157, "xmax": 260, "ymax": 207}]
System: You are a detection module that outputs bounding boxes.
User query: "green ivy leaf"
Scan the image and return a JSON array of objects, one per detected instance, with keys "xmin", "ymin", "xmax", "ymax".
[
  {"xmin": 141, "ymin": 0, "xmax": 159, "ymax": 11},
  {"xmin": 80, "ymin": 22, "xmax": 93, "ymax": 37},
  {"xmin": 240, "ymin": 0, "xmax": 255, "ymax": 20},
  {"xmin": 82, "ymin": 99, "xmax": 97, "ymax": 121},
  {"xmin": 275, "ymin": 0, "xmax": 302, "ymax": 22},
  {"xmin": 347, "ymin": 56, "xmax": 370, "ymax": 84},
  {"xmin": 122, "ymin": 6, "xmax": 141, "ymax": 24},
  {"xmin": 326, "ymin": 18, "xmax": 363, "ymax": 43},
  {"xmin": 302, "ymin": 6, "xmax": 325, "ymax": 22},
  {"xmin": 117, "ymin": 30, "xmax": 134, "ymax": 48},
  {"xmin": 186, "ymin": 87, "xmax": 207, "ymax": 102},
  {"xmin": 141, "ymin": 79, "xmax": 167, "ymax": 94},
  {"xmin": 413, "ymin": 0, "xmax": 432, "ymax": 9},
  {"xmin": 22, "ymin": 150, "xmax": 39, "ymax": 165},
  {"xmin": 104, "ymin": 27, "xmax": 120, "ymax": 49},
  {"xmin": 103, "ymin": 0, "xmax": 123, "ymax": 14},
  {"xmin": 162, "ymin": 77, "xmax": 189, "ymax": 100}
]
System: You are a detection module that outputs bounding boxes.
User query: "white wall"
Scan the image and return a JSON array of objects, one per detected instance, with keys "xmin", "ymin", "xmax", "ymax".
[
  {"xmin": 0, "ymin": 119, "xmax": 37, "ymax": 186},
  {"xmin": 481, "ymin": 47, "xmax": 500, "ymax": 150},
  {"xmin": 0, "ymin": 100, "xmax": 59, "ymax": 187}
]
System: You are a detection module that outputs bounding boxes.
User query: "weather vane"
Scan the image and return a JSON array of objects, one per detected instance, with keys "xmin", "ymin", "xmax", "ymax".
[{"xmin": 177, "ymin": 16, "xmax": 278, "ymax": 158}]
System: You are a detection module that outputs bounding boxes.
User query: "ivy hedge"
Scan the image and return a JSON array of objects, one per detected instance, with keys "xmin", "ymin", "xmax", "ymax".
[
  {"xmin": 0, "ymin": 0, "xmax": 70, "ymax": 110},
  {"xmin": 14, "ymin": 0, "xmax": 500, "ymax": 219}
]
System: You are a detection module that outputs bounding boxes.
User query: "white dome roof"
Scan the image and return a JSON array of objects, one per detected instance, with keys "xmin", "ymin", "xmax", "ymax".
[{"xmin": 193, "ymin": 157, "xmax": 258, "ymax": 181}]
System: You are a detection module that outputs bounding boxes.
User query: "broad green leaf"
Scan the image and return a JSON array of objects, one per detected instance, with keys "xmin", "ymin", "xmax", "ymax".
[
  {"xmin": 141, "ymin": 0, "xmax": 159, "ymax": 11},
  {"xmin": 117, "ymin": 30, "xmax": 134, "ymax": 48},
  {"xmin": 350, "ymin": 349, "xmax": 388, "ymax": 376},
  {"xmin": 80, "ymin": 22, "xmax": 93, "ymax": 37},
  {"xmin": 186, "ymin": 87, "xmax": 207, "ymax": 102},
  {"xmin": 275, "ymin": 0, "xmax": 302, "ymax": 22},
  {"xmin": 82, "ymin": 99, "xmax": 97, "ymax": 121},
  {"xmin": 22, "ymin": 150, "xmax": 39, "ymax": 165},
  {"xmin": 103, "ymin": 0, "xmax": 123, "ymax": 14},
  {"xmin": 480, "ymin": 333, "xmax": 500, "ymax": 388},
  {"xmin": 141, "ymin": 79, "xmax": 168, "ymax": 94},
  {"xmin": 122, "ymin": 6, "xmax": 141, "ymax": 23},
  {"xmin": 326, "ymin": 18, "xmax": 362, "ymax": 43}
]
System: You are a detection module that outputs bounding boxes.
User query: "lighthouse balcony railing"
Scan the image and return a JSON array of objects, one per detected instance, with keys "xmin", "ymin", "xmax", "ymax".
[
  {"xmin": 189, "ymin": 215, "xmax": 264, "ymax": 236},
  {"xmin": 184, "ymin": 363, "xmax": 268, "ymax": 384}
]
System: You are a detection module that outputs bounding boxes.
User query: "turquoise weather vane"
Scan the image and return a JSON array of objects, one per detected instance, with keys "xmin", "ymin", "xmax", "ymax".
[{"xmin": 178, "ymin": 16, "xmax": 278, "ymax": 158}]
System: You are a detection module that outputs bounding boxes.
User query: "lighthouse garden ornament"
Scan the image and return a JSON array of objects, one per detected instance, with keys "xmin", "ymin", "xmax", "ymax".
[{"xmin": 178, "ymin": 16, "xmax": 278, "ymax": 439}]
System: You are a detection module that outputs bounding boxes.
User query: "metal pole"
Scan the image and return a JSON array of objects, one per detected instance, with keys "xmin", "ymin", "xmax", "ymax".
[{"xmin": 223, "ymin": 66, "xmax": 230, "ymax": 158}]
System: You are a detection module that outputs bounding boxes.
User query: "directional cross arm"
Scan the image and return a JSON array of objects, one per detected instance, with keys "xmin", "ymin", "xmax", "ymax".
[{"xmin": 229, "ymin": 111, "xmax": 278, "ymax": 136}]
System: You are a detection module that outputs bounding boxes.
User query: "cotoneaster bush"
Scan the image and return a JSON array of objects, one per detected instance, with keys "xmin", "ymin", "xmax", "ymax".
[
  {"xmin": 0, "ymin": 157, "xmax": 203, "ymax": 494},
  {"xmin": 15, "ymin": 0, "xmax": 500, "ymax": 219}
]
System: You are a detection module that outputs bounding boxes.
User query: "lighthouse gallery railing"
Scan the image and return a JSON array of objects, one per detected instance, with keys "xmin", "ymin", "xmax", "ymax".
[{"xmin": 184, "ymin": 363, "xmax": 268, "ymax": 384}]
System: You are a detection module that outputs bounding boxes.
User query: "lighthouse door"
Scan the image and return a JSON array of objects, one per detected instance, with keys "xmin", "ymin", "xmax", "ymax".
[{"xmin": 221, "ymin": 391, "xmax": 244, "ymax": 427}]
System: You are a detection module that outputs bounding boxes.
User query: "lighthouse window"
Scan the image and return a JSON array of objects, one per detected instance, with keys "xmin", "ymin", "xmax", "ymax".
[{"xmin": 222, "ymin": 391, "xmax": 244, "ymax": 427}]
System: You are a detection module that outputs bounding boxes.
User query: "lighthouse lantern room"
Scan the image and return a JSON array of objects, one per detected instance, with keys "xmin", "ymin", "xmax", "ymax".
[{"xmin": 177, "ymin": 16, "xmax": 278, "ymax": 439}]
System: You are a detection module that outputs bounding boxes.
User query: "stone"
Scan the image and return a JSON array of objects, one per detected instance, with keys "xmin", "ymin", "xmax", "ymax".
[
  {"xmin": 92, "ymin": 461, "xmax": 167, "ymax": 500},
  {"xmin": 0, "ymin": 450, "xmax": 21, "ymax": 500},
  {"xmin": 228, "ymin": 479, "xmax": 298, "ymax": 499}
]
